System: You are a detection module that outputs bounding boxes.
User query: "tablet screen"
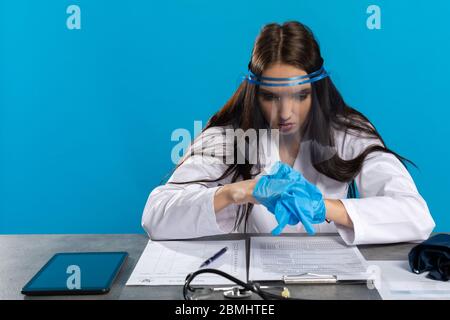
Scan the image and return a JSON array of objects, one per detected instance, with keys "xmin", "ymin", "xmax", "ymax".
[{"xmin": 22, "ymin": 252, "xmax": 128, "ymax": 295}]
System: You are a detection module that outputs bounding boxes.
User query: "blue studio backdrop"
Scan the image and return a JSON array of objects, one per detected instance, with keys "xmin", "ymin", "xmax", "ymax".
[{"xmin": 1, "ymin": 0, "xmax": 449, "ymax": 234}]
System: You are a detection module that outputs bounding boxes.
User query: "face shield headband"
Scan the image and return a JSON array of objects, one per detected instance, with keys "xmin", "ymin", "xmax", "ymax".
[{"xmin": 243, "ymin": 66, "xmax": 329, "ymax": 87}]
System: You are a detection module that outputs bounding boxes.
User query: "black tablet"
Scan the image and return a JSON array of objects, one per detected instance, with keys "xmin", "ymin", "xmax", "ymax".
[{"xmin": 21, "ymin": 252, "xmax": 128, "ymax": 296}]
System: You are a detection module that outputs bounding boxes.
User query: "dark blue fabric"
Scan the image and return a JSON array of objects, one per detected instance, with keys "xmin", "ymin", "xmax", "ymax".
[{"xmin": 408, "ymin": 234, "xmax": 450, "ymax": 281}]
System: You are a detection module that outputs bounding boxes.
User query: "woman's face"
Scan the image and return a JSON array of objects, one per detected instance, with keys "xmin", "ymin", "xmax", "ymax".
[{"xmin": 257, "ymin": 63, "xmax": 312, "ymax": 136}]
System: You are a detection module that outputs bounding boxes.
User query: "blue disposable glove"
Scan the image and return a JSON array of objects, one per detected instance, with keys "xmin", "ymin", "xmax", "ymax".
[{"xmin": 252, "ymin": 161, "xmax": 326, "ymax": 235}]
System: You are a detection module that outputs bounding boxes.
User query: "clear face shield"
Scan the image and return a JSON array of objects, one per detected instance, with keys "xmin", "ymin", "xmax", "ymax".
[
  {"xmin": 244, "ymin": 66, "xmax": 329, "ymax": 134},
  {"xmin": 191, "ymin": 66, "xmax": 336, "ymax": 178},
  {"xmin": 239, "ymin": 66, "xmax": 338, "ymax": 170}
]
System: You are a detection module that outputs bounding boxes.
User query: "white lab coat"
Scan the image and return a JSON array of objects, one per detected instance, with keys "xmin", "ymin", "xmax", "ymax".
[{"xmin": 141, "ymin": 125, "xmax": 435, "ymax": 245}]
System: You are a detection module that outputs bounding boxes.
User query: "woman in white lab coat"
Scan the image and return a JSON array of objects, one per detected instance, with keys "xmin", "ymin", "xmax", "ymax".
[{"xmin": 142, "ymin": 21, "xmax": 435, "ymax": 245}]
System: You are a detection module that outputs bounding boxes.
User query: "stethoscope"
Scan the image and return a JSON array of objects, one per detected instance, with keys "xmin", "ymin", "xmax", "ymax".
[{"xmin": 183, "ymin": 268, "xmax": 300, "ymax": 300}]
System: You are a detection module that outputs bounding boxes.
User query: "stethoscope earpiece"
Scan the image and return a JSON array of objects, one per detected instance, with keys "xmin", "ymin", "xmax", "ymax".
[{"xmin": 223, "ymin": 286, "xmax": 253, "ymax": 299}]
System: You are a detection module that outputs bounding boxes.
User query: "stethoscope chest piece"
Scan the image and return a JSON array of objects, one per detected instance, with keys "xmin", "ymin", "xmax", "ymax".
[{"xmin": 223, "ymin": 286, "xmax": 252, "ymax": 299}]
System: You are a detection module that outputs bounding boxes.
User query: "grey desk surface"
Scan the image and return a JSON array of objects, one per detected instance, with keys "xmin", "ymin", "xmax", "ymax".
[{"xmin": 0, "ymin": 233, "xmax": 422, "ymax": 300}]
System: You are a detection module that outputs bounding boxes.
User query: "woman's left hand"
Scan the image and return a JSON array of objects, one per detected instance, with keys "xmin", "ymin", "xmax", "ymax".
[{"xmin": 252, "ymin": 161, "xmax": 326, "ymax": 235}]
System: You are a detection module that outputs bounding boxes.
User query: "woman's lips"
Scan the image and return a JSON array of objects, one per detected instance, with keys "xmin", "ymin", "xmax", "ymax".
[{"xmin": 278, "ymin": 123, "xmax": 295, "ymax": 132}]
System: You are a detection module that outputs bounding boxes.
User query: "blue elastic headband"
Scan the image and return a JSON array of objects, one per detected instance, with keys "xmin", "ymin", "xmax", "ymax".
[{"xmin": 243, "ymin": 66, "xmax": 329, "ymax": 87}]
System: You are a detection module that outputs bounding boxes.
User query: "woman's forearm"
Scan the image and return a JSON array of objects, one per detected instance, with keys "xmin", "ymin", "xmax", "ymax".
[
  {"xmin": 215, "ymin": 186, "xmax": 355, "ymax": 229},
  {"xmin": 214, "ymin": 180, "xmax": 258, "ymax": 213},
  {"xmin": 213, "ymin": 185, "xmax": 234, "ymax": 213},
  {"xmin": 324, "ymin": 199, "xmax": 354, "ymax": 228}
]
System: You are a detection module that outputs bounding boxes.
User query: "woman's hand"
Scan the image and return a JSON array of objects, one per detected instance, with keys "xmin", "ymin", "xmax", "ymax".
[
  {"xmin": 227, "ymin": 179, "xmax": 259, "ymax": 205},
  {"xmin": 324, "ymin": 199, "xmax": 354, "ymax": 228},
  {"xmin": 214, "ymin": 179, "xmax": 259, "ymax": 213}
]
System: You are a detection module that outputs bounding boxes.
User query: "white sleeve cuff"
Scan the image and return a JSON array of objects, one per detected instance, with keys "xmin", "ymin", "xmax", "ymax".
[
  {"xmin": 198, "ymin": 186, "xmax": 228, "ymax": 236},
  {"xmin": 335, "ymin": 198, "xmax": 365, "ymax": 245}
]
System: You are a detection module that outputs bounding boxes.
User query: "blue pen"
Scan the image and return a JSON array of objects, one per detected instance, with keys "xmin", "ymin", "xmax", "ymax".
[{"xmin": 199, "ymin": 246, "xmax": 229, "ymax": 268}]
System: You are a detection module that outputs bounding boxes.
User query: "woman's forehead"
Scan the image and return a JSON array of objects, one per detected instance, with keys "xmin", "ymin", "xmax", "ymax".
[
  {"xmin": 262, "ymin": 63, "xmax": 307, "ymax": 78},
  {"xmin": 259, "ymin": 63, "xmax": 312, "ymax": 93},
  {"xmin": 258, "ymin": 86, "xmax": 311, "ymax": 95}
]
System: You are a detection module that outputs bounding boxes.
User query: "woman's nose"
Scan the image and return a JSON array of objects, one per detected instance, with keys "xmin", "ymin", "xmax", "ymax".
[{"xmin": 278, "ymin": 98, "xmax": 294, "ymax": 121}]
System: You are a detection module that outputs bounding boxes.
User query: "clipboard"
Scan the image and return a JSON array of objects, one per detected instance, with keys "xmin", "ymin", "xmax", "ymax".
[{"xmin": 249, "ymin": 236, "xmax": 370, "ymax": 283}]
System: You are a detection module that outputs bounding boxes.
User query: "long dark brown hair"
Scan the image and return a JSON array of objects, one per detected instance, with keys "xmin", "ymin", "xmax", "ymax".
[{"xmin": 166, "ymin": 21, "xmax": 415, "ymax": 232}]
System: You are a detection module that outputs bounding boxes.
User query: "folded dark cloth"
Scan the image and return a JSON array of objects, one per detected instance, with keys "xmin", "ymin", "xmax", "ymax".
[{"xmin": 408, "ymin": 234, "xmax": 450, "ymax": 281}]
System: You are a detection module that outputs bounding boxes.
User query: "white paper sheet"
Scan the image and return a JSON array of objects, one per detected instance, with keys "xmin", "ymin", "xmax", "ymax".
[
  {"xmin": 126, "ymin": 240, "xmax": 246, "ymax": 285},
  {"xmin": 368, "ymin": 260, "xmax": 450, "ymax": 300},
  {"xmin": 249, "ymin": 236, "xmax": 368, "ymax": 281}
]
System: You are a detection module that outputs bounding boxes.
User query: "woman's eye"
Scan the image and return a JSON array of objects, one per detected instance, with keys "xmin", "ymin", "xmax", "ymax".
[{"xmin": 295, "ymin": 94, "xmax": 308, "ymax": 101}]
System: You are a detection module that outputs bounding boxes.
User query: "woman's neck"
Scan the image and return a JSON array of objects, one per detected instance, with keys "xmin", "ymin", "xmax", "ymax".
[
  {"xmin": 279, "ymin": 132, "xmax": 301, "ymax": 165},
  {"xmin": 279, "ymin": 131, "xmax": 301, "ymax": 149}
]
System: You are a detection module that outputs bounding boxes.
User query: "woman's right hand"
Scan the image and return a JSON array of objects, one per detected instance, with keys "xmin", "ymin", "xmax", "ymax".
[
  {"xmin": 214, "ymin": 179, "xmax": 259, "ymax": 213},
  {"xmin": 226, "ymin": 179, "xmax": 259, "ymax": 205}
]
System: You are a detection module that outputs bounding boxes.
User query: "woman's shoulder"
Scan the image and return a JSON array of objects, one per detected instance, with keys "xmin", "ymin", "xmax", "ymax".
[
  {"xmin": 199, "ymin": 125, "xmax": 233, "ymax": 138},
  {"xmin": 181, "ymin": 125, "xmax": 234, "ymax": 162},
  {"xmin": 193, "ymin": 125, "xmax": 234, "ymax": 147}
]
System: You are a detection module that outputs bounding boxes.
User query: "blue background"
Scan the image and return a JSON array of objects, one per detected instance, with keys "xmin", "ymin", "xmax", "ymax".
[{"xmin": 1, "ymin": 0, "xmax": 449, "ymax": 234}]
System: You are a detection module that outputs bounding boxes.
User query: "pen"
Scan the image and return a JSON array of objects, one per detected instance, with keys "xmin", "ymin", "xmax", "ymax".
[{"xmin": 199, "ymin": 246, "xmax": 228, "ymax": 268}]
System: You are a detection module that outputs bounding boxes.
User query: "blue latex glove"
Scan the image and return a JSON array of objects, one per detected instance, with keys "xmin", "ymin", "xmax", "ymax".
[{"xmin": 252, "ymin": 161, "xmax": 326, "ymax": 235}]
